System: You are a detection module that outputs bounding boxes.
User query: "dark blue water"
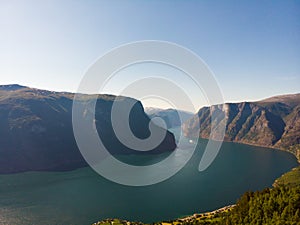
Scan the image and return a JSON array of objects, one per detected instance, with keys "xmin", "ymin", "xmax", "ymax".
[{"xmin": 0, "ymin": 140, "xmax": 298, "ymax": 225}]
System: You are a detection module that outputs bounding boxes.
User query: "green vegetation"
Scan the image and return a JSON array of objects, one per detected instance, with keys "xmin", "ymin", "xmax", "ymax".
[
  {"xmin": 274, "ymin": 166, "xmax": 300, "ymax": 188},
  {"xmin": 221, "ymin": 186, "xmax": 300, "ymax": 225}
]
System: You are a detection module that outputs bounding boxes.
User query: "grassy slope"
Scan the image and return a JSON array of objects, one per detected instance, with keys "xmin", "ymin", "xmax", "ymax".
[{"xmin": 273, "ymin": 166, "xmax": 300, "ymax": 188}]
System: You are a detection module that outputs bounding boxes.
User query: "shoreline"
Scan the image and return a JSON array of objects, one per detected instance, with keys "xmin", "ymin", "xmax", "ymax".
[
  {"xmin": 175, "ymin": 204, "xmax": 236, "ymax": 223},
  {"xmin": 92, "ymin": 205, "xmax": 236, "ymax": 225},
  {"xmin": 187, "ymin": 135, "xmax": 300, "ymax": 163}
]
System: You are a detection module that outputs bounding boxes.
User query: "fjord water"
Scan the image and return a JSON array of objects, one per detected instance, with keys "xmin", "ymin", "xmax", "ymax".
[{"xmin": 0, "ymin": 139, "xmax": 298, "ymax": 225}]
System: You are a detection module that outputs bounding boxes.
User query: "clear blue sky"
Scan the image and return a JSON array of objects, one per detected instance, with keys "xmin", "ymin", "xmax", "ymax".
[{"xmin": 1, "ymin": 0, "xmax": 299, "ymax": 110}]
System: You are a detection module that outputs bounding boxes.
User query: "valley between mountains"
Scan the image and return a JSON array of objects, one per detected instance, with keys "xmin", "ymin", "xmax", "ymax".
[{"xmin": 0, "ymin": 84, "xmax": 299, "ymax": 175}]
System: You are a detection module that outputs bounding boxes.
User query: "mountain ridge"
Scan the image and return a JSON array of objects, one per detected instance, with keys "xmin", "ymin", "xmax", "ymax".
[
  {"xmin": 0, "ymin": 85, "xmax": 176, "ymax": 174},
  {"xmin": 183, "ymin": 93, "xmax": 300, "ymax": 161}
]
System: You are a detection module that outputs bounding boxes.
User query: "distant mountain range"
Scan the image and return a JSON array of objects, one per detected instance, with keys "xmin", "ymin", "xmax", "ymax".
[
  {"xmin": 183, "ymin": 93, "xmax": 300, "ymax": 161},
  {"xmin": 0, "ymin": 85, "xmax": 176, "ymax": 173},
  {"xmin": 145, "ymin": 107, "xmax": 194, "ymax": 128}
]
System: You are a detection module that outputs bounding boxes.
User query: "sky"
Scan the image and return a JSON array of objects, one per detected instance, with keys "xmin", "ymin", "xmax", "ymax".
[{"xmin": 1, "ymin": 0, "xmax": 300, "ymax": 111}]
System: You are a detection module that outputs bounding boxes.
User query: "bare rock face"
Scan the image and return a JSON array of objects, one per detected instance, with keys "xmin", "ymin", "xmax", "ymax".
[
  {"xmin": 183, "ymin": 93, "xmax": 300, "ymax": 160},
  {"xmin": 0, "ymin": 86, "xmax": 176, "ymax": 174}
]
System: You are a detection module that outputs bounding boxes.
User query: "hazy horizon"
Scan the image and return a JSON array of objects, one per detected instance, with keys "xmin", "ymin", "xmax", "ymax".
[{"xmin": 1, "ymin": 82, "xmax": 299, "ymax": 113}]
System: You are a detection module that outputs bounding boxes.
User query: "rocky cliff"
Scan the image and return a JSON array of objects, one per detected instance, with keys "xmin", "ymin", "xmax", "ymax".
[{"xmin": 183, "ymin": 93, "xmax": 300, "ymax": 160}]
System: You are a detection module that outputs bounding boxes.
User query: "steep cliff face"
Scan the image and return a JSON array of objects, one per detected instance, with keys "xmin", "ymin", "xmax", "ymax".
[
  {"xmin": 0, "ymin": 86, "xmax": 176, "ymax": 173},
  {"xmin": 274, "ymin": 105, "xmax": 300, "ymax": 158},
  {"xmin": 183, "ymin": 94, "xmax": 300, "ymax": 160}
]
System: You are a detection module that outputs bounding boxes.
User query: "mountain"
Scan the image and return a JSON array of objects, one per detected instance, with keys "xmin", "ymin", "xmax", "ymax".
[
  {"xmin": 0, "ymin": 85, "xmax": 176, "ymax": 174},
  {"xmin": 182, "ymin": 93, "xmax": 300, "ymax": 160},
  {"xmin": 145, "ymin": 107, "xmax": 194, "ymax": 128},
  {"xmin": 0, "ymin": 84, "xmax": 27, "ymax": 91}
]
